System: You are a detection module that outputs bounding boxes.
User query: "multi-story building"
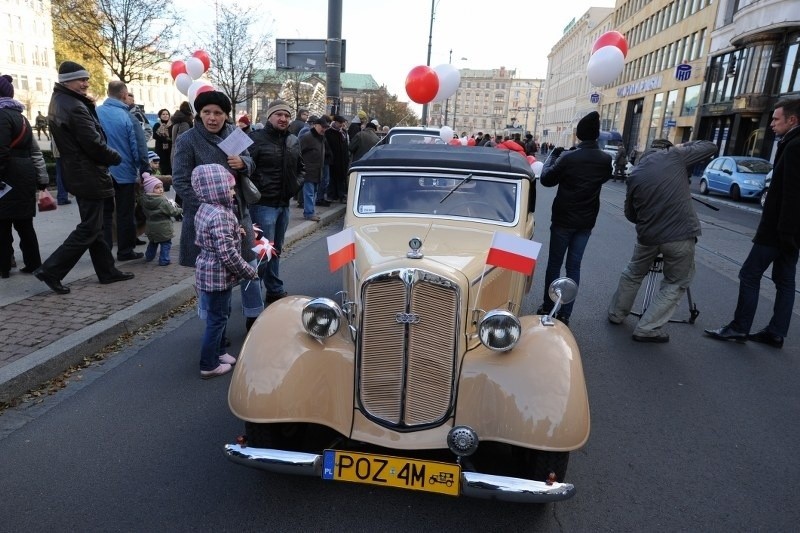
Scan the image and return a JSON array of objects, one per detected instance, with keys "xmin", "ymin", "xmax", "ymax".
[
  {"xmin": 540, "ymin": 7, "xmax": 615, "ymax": 148},
  {"xmin": 1, "ymin": 0, "xmax": 57, "ymax": 120},
  {"xmin": 429, "ymin": 67, "xmax": 517, "ymax": 136},
  {"xmin": 697, "ymin": 0, "xmax": 800, "ymax": 159},
  {"xmin": 540, "ymin": 0, "xmax": 799, "ymax": 162},
  {"xmin": 508, "ymin": 78, "xmax": 545, "ymax": 140}
]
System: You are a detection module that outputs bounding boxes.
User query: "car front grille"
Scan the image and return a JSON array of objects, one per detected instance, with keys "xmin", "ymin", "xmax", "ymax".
[{"xmin": 358, "ymin": 270, "xmax": 459, "ymax": 428}]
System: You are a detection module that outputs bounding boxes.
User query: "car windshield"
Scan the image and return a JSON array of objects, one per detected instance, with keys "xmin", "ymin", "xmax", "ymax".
[
  {"xmin": 355, "ymin": 173, "xmax": 519, "ymax": 223},
  {"xmin": 737, "ymin": 159, "xmax": 772, "ymax": 174},
  {"xmin": 388, "ymin": 134, "xmax": 444, "ymax": 145}
]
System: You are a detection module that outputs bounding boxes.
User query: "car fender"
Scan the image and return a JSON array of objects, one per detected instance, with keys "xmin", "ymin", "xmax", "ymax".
[
  {"xmin": 454, "ymin": 316, "xmax": 590, "ymax": 451},
  {"xmin": 227, "ymin": 296, "xmax": 355, "ymax": 436}
]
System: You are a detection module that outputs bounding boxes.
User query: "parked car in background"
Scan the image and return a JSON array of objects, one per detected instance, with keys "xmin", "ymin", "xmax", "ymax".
[
  {"xmin": 602, "ymin": 147, "xmax": 632, "ymax": 179},
  {"xmin": 224, "ymin": 144, "xmax": 590, "ymax": 503},
  {"xmin": 698, "ymin": 156, "xmax": 772, "ymax": 201},
  {"xmin": 376, "ymin": 126, "xmax": 445, "ymax": 146},
  {"xmin": 761, "ymin": 169, "xmax": 772, "ymax": 207}
]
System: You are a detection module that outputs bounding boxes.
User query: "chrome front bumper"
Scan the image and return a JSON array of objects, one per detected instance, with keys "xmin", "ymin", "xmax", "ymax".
[{"xmin": 224, "ymin": 444, "xmax": 576, "ymax": 503}]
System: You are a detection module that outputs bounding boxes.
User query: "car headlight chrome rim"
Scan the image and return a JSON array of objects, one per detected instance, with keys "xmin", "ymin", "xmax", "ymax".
[
  {"xmin": 478, "ymin": 309, "xmax": 521, "ymax": 352},
  {"xmin": 301, "ymin": 297, "xmax": 342, "ymax": 339}
]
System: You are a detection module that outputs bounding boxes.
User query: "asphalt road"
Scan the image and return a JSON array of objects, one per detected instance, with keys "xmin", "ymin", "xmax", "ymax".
[{"xmin": 0, "ymin": 184, "xmax": 797, "ymax": 532}]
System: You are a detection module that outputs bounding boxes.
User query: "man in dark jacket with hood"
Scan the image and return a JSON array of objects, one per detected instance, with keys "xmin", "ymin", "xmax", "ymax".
[
  {"xmin": 536, "ymin": 111, "xmax": 611, "ymax": 325},
  {"xmin": 248, "ymin": 100, "xmax": 304, "ymax": 304},
  {"xmin": 705, "ymin": 97, "xmax": 800, "ymax": 348},
  {"xmin": 34, "ymin": 61, "xmax": 134, "ymax": 295},
  {"xmin": 608, "ymin": 137, "xmax": 717, "ymax": 342}
]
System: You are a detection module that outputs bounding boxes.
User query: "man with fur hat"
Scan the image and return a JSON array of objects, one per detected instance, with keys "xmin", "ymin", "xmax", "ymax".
[
  {"xmin": 34, "ymin": 61, "xmax": 134, "ymax": 295},
  {"xmin": 608, "ymin": 137, "xmax": 717, "ymax": 342},
  {"xmin": 536, "ymin": 111, "xmax": 612, "ymax": 326},
  {"xmin": 247, "ymin": 99, "xmax": 305, "ymax": 305}
]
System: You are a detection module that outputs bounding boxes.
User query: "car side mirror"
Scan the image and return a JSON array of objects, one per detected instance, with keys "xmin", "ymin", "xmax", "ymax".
[{"xmin": 723, "ymin": 168, "xmax": 733, "ymax": 175}]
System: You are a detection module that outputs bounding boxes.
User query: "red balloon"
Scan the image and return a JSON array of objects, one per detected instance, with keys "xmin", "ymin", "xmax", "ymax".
[
  {"xmin": 448, "ymin": 138, "xmax": 461, "ymax": 146},
  {"xmin": 195, "ymin": 84, "xmax": 214, "ymax": 96},
  {"xmin": 467, "ymin": 137, "xmax": 476, "ymax": 146},
  {"xmin": 592, "ymin": 31, "xmax": 628, "ymax": 58},
  {"xmin": 526, "ymin": 155, "xmax": 536, "ymax": 164},
  {"xmin": 170, "ymin": 60, "xmax": 187, "ymax": 80},
  {"xmin": 405, "ymin": 66, "xmax": 439, "ymax": 104},
  {"xmin": 192, "ymin": 50, "xmax": 211, "ymax": 72}
]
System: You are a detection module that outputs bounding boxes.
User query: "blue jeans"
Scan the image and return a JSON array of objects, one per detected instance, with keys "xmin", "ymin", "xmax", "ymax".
[
  {"xmin": 248, "ymin": 204, "xmax": 289, "ymax": 296},
  {"xmin": 145, "ymin": 240, "xmax": 172, "ymax": 265},
  {"xmin": 303, "ymin": 181, "xmax": 317, "ymax": 218},
  {"xmin": 731, "ymin": 243, "xmax": 798, "ymax": 337},
  {"xmin": 540, "ymin": 226, "xmax": 591, "ymax": 318},
  {"xmin": 197, "ymin": 288, "xmax": 232, "ymax": 371}
]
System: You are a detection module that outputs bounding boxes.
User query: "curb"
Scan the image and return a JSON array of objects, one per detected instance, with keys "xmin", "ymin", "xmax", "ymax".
[{"xmin": 0, "ymin": 205, "xmax": 344, "ymax": 404}]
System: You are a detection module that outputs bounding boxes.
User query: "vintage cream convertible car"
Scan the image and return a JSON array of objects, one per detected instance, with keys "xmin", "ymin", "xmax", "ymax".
[{"xmin": 225, "ymin": 145, "xmax": 590, "ymax": 503}]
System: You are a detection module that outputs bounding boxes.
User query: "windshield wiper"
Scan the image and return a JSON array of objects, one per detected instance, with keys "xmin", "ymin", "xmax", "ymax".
[{"xmin": 439, "ymin": 174, "xmax": 473, "ymax": 204}]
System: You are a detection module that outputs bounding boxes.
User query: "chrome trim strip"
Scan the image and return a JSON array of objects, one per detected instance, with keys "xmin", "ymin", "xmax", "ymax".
[{"xmin": 224, "ymin": 444, "xmax": 576, "ymax": 503}]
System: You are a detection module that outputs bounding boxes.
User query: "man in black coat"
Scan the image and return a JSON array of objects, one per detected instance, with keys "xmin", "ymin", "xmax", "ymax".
[
  {"xmin": 536, "ymin": 111, "xmax": 612, "ymax": 325},
  {"xmin": 33, "ymin": 61, "xmax": 133, "ymax": 294},
  {"xmin": 705, "ymin": 97, "xmax": 800, "ymax": 348},
  {"xmin": 325, "ymin": 115, "xmax": 350, "ymax": 202}
]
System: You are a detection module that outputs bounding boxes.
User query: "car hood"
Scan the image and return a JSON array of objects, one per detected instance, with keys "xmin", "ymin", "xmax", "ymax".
[{"xmin": 353, "ymin": 221, "xmax": 499, "ymax": 282}]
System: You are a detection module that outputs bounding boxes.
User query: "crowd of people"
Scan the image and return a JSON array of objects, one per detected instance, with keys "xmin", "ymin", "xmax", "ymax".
[{"xmin": 2, "ymin": 59, "xmax": 798, "ymax": 379}]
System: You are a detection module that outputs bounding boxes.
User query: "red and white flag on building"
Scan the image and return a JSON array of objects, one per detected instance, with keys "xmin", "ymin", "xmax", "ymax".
[
  {"xmin": 327, "ymin": 227, "xmax": 356, "ymax": 272},
  {"xmin": 486, "ymin": 232, "xmax": 542, "ymax": 275}
]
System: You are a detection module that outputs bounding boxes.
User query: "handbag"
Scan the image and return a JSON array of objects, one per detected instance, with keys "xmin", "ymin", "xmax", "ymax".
[
  {"xmin": 38, "ymin": 189, "xmax": 57, "ymax": 212},
  {"xmin": 240, "ymin": 174, "xmax": 262, "ymax": 204}
]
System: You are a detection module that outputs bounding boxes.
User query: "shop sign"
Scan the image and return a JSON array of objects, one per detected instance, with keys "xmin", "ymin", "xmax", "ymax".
[{"xmin": 616, "ymin": 76, "xmax": 663, "ymax": 97}]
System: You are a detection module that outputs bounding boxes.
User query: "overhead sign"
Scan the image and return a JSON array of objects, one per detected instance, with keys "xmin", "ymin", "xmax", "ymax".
[
  {"xmin": 590, "ymin": 92, "xmax": 600, "ymax": 104},
  {"xmin": 675, "ymin": 63, "xmax": 692, "ymax": 81},
  {"xmin": 276, "ymin": 39, "xmax": 347, "ymax": 72}
]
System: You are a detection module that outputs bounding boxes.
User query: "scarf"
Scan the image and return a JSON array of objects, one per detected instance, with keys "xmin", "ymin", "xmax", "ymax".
[{"xmin": 0, "ymin": 97, "xmax": 24, "ymax": 112}]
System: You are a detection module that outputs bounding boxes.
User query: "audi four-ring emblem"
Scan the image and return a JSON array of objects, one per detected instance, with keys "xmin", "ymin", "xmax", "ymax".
[{"xmin": 395, "ymin": 313, "xmax": 421, "ymax": 324}]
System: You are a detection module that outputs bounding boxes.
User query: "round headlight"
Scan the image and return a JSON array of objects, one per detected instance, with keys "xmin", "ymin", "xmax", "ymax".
[
  {"xmin": 478, "ymin": 310, "xmax": 521, "ymax": 352},
  {"xmin": 301, "ymin": 298, "xmax": 342, "ymax": 339}
]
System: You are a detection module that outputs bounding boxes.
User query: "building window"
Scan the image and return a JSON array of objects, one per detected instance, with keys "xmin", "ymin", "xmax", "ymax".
[
  {"xmin": 779, "ymin": 42, "xmax": 800, "ymax": 94},
  {"xmin": 647, "ymin": 92, "xmax": 664, "ymax": 147},
  {"xmin": 35, "ymin": 77, "xmax": 42, "ymax": 91},
  {"xmin": 18, "ymin": 75, "xmax": 29, "ymax": 91},
  {"xmin": 662, "ymin": 90, "xmax": 678, "ymax": 137},
  {"xmin": 682, "ymin": 84, "xmax": 700, "ymax": 116}
]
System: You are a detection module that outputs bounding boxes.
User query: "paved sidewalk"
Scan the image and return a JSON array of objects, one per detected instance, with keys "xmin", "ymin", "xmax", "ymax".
[{"xmin": 0, "ymin": 193, "xmax": 344, "ymax": 403}]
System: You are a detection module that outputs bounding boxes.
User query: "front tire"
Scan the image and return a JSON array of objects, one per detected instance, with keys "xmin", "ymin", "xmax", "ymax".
[
  {"xmin": 513, "ymin": 447, "xmax": 570, "ymax": 483},
  {"xmin": 699, "ymin": 179, "xmax": 709, "ymax": 195},
  {"xmin": 245, "ymin": 422, "xmax": 307, "ymax": 449},
  {"xmin": 730, "ymin": 184, "xmax": 741, "ymax": 201}
]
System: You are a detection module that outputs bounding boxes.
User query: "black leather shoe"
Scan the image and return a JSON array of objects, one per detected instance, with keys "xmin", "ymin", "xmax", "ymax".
[
  {"xmin": 556, "ymin": 313, "xmax": 570, "ymax": 326},
  {"xmin": 747, "ymin": 329, "xmax": 784, "ymax": 348},
  {"xmin": 117, "ymin": 252, "xmax": 144, "ymax": 261},
  {"xmin": 135, "ymin": 238, "xmax": 146, "ymax": 245},
  {"xmin": 34, "ymin": 268, "xmax": 70, "ymax": 294},
  {"xmin": 265, "ymin": 291, "xmax": 288, "ymax": 305},
  {"xmin": 99, "ymin": 271, "xmax": 135, "ymax": 284},
  {"xmin": 316, "ymin": 199, "xmax": 331, "ymax": 207},
  {"xmin": 704, "ymin": 325, "xmax": 747, "ymax": 343}
]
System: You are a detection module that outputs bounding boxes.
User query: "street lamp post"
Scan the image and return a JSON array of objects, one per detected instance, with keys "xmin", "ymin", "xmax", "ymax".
[
  {"xmin": 420, "ymin": 0, "xmax": 435, "ymax": 126},
  {"xmin": 444, "ymin": 49, "xmax": 452, "ymax": 126}
]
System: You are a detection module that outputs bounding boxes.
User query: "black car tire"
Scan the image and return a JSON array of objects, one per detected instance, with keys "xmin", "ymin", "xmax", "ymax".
[
  {"xmin": 515, "ymin": 447, "xmax": 570, "ymax": 483},
  {"xmin": 245, "ymin": 422, "xmax": 307, "ymax": 449},
  {"xmin": 730, "ymin": 184, "xmax": 741, "ymax": 201},
  {"xmin": 699, "ymin": 179, "xmax": 709, "ymax": 195}
]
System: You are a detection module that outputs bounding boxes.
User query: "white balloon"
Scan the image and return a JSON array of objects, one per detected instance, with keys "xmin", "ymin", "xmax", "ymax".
[
  {"xmin": 432, "ymin": 63, "xmax": 461, "ymax": 102},
  {"xmin": 175, "ymin": 73, "xmax": 193, "ymax": 95},
  {"xmin": 188, "ymin": 80, "xmax": 212, "ymax": 107},
  {"xmin": 439, "ymin": 126, "xmax": 454, "ymax": 143},
  {"xmin": 587, "ymin": 45, "xmax": 625, "ymax": 87},
  {"xmin": 459, "ymin": 136, "xmax": 468, "ymax": 146},
  {"xmin": 185, "ymin": 57, "xmax": 206, "ymax": 80},
  {"xmin": 531, "ymin": 161, "xmax": 544, "ymax": 177}
]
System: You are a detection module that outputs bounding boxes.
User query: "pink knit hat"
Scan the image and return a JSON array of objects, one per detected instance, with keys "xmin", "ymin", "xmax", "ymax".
[{"xmin": 142, "ymin": 173, "xmax": 162, "ymax": 193}]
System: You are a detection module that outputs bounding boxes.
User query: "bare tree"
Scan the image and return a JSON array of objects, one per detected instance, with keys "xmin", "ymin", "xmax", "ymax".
[
  {"xmin": 203, "ymin": 2, "xmax": 274, "ymax": 109},
  {"xmin": 51, "ymin": 0, "xmax": 177, "ymax": 84}
]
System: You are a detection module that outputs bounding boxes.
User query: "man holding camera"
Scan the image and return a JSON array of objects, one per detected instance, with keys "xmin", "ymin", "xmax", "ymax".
[{"xmin": 608, "ymin": 138, "xmax": 717, "ymax": 342}]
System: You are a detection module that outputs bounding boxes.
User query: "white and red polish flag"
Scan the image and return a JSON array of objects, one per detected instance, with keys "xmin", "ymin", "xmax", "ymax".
[
  {"xmin": 485, "ymin": 232, "xmax": 542, "ymax": 275},
  {"xmin": 327, "ymin": 227, "xmax": 356, "ymax": 272}
]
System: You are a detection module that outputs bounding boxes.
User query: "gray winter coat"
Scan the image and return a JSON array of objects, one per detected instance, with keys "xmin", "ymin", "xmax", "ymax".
[{"xmin": 624, "ymin": 140, "xmax": 717, "ymax": 245}]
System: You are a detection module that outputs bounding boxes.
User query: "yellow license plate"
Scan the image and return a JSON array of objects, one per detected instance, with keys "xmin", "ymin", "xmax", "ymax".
[{"xmin": 322, "ymin": 449, "xmax": 460, "ymax": 496}]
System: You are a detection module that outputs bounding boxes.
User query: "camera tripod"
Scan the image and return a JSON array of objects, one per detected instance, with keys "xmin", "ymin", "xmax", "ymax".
[{"xmin": 630, "ymin": 255, "xmax": 700, "ymax": 324}]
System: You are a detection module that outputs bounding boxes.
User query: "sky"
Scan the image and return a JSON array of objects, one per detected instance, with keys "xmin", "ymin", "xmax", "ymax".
[{"xmin": 174, "ymin": 0, "xmax": 616, "ymax": 108}]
